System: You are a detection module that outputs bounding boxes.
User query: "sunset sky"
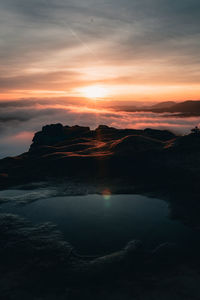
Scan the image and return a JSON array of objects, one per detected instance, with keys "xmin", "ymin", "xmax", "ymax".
[
  {"xmin": 0, "ymin": 0, "xmax": 200, "ymax": 102},
  {"xmin": 1, "ymin": 0, "xmax": 200, "ymax": 157}
]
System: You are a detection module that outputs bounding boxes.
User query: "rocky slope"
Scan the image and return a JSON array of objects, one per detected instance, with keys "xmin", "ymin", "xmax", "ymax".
[
  {"xmin": 0, "ymin": 124, "xmax": 200, "ymax": 195},
  {"xmin": 0, "ymin": 124, "xmax": 199, "ymax": 189},
  {"xmin": 1, "ymin": 213, "xmax": 200, "ymax": 300},
  {"xmin": 0, "ymin": 124, "xmax": 175, "ymax": 188}
]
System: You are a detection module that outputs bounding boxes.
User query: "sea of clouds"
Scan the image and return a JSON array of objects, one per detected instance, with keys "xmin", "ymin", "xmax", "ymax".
[{"xmin": 1, "ymin": 98, "xmax": 200, "ymax": 158}]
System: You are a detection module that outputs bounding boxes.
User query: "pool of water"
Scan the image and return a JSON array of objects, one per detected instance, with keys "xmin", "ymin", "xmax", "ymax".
[{"xmin": 0, "ymin": 192, "xmax": 199, "ymax": 254}]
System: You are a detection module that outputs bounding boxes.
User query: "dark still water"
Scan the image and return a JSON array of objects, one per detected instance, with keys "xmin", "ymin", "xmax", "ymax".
[{"xmin": 0, "ymin": 192, "xmax": 199, "ymax": 254}]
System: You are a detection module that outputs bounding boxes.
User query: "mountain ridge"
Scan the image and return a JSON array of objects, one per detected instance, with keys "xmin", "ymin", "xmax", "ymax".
[
  {"xmin": 114, "ymin": 100, "xmax": 200, "ymax": 115},
  {"xmin": 0, "ymin": 123, "xmax": 200, "ymax": 195}
]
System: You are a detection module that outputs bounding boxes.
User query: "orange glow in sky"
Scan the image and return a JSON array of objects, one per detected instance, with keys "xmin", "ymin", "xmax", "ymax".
[
  {"xmin": 0, "ymin": 0, "xmax": 200, "ymax": 103},
  {"xmin": 78, "ymin": 85, "xmax": 108, "ymax": 99}
]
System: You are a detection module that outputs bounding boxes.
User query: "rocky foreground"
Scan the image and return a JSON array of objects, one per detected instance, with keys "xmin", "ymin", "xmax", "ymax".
[
  {"xmin": 1, "ymin": 213, "xmax": 200, "ymax": 300},
  {"xmin": 1, "ymin": 124, "xmax": 200, "ymax": 299}
]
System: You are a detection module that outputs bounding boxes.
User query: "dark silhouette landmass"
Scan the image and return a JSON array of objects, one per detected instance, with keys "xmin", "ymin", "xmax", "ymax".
[
  {"xmin": 150, "ymin": 101, "xmax": 177, "ymax": 110},
  {"xmin": 0, "ymin": 123, "xmax": 199, "ymax": 191},
  {"xmin": 0, "ymin": 123, "xmax": 179, "ymax": 190},
  {"xmin": 115, "ymin": 100, "xmax": 200, "ymax": 116},
  {"xmin": 152, "ymin": 100, "xmax": 200, "ymax": 114}
]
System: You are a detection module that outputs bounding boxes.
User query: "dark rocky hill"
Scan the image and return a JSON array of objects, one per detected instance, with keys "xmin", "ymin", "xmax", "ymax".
[{"xmin": 1, "ymin": 124, "xmax": 200, "ymax": 198}]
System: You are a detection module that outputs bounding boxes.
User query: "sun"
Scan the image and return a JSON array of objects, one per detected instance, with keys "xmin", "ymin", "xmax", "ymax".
[{"xmin": 81, "ymin": 85, "xmax": 108, "ymax": 99}]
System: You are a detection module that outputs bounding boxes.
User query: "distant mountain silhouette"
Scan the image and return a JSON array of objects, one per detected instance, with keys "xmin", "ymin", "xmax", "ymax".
[
  {"xmin": 151, "ymin": 100, "xmax": 200, "ymax": 114},
  {"xmin": 150, "ymin": 101, "xmax": 177, "ymax": 110},
  {"xmin": 116, "ymin": 100, "xmax": 200, "ymax": 115}
]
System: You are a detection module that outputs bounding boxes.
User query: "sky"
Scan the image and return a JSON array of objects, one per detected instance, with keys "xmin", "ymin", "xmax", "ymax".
[
  {"xmin": 0, "ymin": 0, "xmax": 200, "ymax": 157},
  {"xmin": 0, "ymin": 0, "xmax": 200, "ymax": 102}
]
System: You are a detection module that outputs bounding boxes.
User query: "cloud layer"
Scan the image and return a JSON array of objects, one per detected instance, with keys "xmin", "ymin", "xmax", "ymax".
[{"xmin": 0, "ymin": 98, "xmax": 200, "ymax": 158}]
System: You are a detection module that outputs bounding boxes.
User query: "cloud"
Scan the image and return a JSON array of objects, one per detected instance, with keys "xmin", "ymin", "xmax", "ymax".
[
  {"xmin": 0, "ymin": 71, "xmax": 83, "ymax": 91},
  {"xmin": 0, "ymin": 98, "xmax": 200, "ymax": 158},
  {"xmin": 0, "ymin": 0, "xmax": 200, "ymax": 155}
]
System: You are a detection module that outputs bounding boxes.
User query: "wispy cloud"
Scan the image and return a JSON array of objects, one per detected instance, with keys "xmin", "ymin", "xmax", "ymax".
[{"xmin": 0, "ymin": 0, "xmax": 200, "ymax": 100}]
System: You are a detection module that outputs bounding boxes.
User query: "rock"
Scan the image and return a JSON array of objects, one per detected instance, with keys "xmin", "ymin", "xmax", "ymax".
[
  {"xmin": 124, "ymin": 240, "xmax": 144, "ymax": 255},
  {"xmin": 110, "ymin": 135, "xmax": 163, "ymax": 154},
  {"xmin": 30, "ymin": 124, "xmax": 90, "ymax": 150},
  {"xmin": 151, "ymin": 242, "xmax": 179, "ymax": 264},
  {"xmin": 144, "ymin": 128, "xmax": 175, "ymax": 141}
]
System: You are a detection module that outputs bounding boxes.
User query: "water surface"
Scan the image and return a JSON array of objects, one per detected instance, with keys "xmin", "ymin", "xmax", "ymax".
[{"xmin": 1, "ymin": 192, "xmax": 199, "ymax": 254}]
